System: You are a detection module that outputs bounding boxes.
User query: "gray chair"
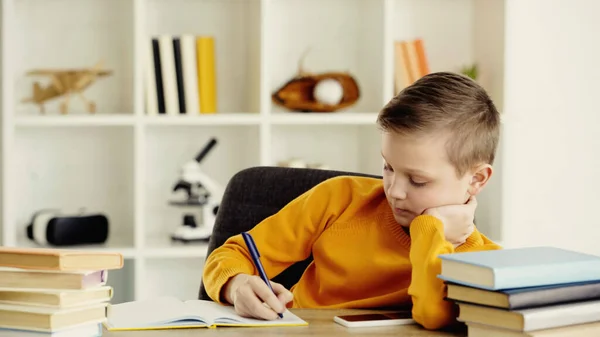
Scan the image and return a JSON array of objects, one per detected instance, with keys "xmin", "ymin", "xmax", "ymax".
[{"xmin": 198, "ymin": 166, "xmax": 381, "ymax": 301}]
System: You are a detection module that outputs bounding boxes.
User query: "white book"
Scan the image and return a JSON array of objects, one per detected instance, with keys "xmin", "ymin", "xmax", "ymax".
[
  {"xmin": 181, "ymin": 34, "xmax": 200, "ymax": 115},
  {"xmin": 158, "ymin": 34, "xmax": 179, "ymax": 115},
  {"xmin": 145, "ymin": 38, "xmax": 158, "ymax": 116}
]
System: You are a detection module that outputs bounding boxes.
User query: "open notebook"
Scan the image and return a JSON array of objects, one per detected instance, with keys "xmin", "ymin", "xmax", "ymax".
[{"xmin": 104, "ymin": 297, "xmax": 308, "ymax": 331}]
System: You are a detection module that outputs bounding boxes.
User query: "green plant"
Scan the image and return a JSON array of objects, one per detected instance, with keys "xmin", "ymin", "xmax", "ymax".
[{"xmin": 460, "ymin": 63, "xmax": 479, "ymax": 81}]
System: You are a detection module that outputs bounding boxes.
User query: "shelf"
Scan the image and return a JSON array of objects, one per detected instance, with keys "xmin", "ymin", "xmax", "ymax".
[
  {"xmin": 391, "ymin": 0, "xmax": 475, "ymax": 74},
  {"xmin": 1, "ymin": 0, "xmax": 509, "ymax": 303},
  {"xmin": 142, "ymin": 236, "xmax": 209, "ymax": 258},
  {"xmin": 14, "ymin": 114, "xmax": 136, "ymax": 127},
  {"xmin": 13, "ymin": 127, "xmax": 135, "ymax": 246},
  {"xmin": 13, "ymin": 0, "xmax": 134, "ymax": 114},
  {"xmin": 389, "ymin": 0, "xmax": 505, "ymax": 109},
  {"xmin": 143, "ymin": 113, "xmax": 262, "ymax": 126},
  {"xmin": 268, "ymin": 0, "xmax": 385, "ymax": 113},
  {"xmin": 10, "ymin": 111, "xmax": 505, "ymax": 127},
  {"xmin": 271, "ymin": 124, "xmax": 381, "ymax": 176},
  {"xmin": 270, "ymin": 112, "xmax": 378, "ymax": 125},
  {"xmin": 144, "ymin": 0, "xmax": 262, "ymax": 113},
  {"xmin": 144, "ymin": 125, "xmax": 260, "ymax": 239}
]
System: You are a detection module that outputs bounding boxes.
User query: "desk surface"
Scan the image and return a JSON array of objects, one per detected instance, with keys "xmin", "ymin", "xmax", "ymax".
[{"xmin": 103, "ymin": 308, "xmax": 466, "ymax": 337}]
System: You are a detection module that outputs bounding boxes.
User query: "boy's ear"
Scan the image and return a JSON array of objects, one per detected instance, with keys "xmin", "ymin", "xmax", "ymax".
[{"xmin": 468, "ymin": 164, "xmax": 493, "ymax": 196}]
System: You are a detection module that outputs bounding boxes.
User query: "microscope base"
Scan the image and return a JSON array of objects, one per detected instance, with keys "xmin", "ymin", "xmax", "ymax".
[
  {"xmin": 170, "ymin": 235, "xmax": 211, "ymax": 243},
  {"xmin": 170, "ymin": 221, "xmax": 213, "ymax": 243}
]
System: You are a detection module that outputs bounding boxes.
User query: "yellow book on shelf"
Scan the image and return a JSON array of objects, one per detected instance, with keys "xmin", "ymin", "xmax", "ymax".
[
  {"xmin": 196, "ymin": 36, "xmax": 217, "ymax": 114},
  {"xmin": 103, "ymin": 297, "xmax": 308, "ymax": 331}
]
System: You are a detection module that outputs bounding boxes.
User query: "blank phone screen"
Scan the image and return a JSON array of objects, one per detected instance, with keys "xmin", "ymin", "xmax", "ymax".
[{"xmin": 337, "ymin": 312, "xmax": 412, "ymax": 322}]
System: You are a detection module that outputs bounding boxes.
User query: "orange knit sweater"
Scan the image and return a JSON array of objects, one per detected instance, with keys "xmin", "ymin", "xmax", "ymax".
[{"xmin": 202, "ymin": 176, "xmax": 501, "ymax": 330}]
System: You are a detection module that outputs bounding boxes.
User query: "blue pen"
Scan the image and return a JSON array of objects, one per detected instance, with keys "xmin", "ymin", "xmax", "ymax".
[{"xmin": 241, "ymin": 232, "xmax": 284, "ymax": 319}]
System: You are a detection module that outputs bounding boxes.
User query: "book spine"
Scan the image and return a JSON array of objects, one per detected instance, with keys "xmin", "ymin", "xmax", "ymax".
[
  {"xmin": 152, "ymin": 38, "xmax": 166, "ymax": 114},
  {"xmin": 158, "ymin": 34, "xmax": 179, "ymax": 115},
  {"xmin": 393, "ymin": 41, "xmax": 409, "ymax": 95},
  {"xmin": 523, "ymin": 299, "xmax": 600, "ymax": 331},
  {"xmin": 399, "ymin": 41, "xmax": 415, "ymax": 84},
  {"xmin": 145, "ymin": 39, "xmax": 159, "ymax": 116},
  {"xmin": 197, "ymin": 36, "xmax": 217, "ymax": 114},
  {"xmin": 510, "ymin": 281, "xmax": 600, "ymax": 310},
  {"xmin": 413, "ymin": 39, "xmax": 429, "ymax": 77},
  {"xmin": 172, "ymin": 37, "xmax": 186, "ymax": 114},
  {"xmin": 82, "ymin": 270, "xmax": 108, "ymax": 288},
  {"xmin": 404, "ymin": 40, "xmax": 421, "ymax": 82},
  {"xmin": 181, "ymin": 34, "xmax": 200, "ymax": 115}
]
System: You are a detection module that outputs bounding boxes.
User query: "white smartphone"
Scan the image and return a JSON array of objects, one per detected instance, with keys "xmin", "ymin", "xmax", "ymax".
[{"xmin": 333, "ymin": 312, "xmax": 415, "ymax": 328}]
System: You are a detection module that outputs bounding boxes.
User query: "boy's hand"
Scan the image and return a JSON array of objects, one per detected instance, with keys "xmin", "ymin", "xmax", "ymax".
[
  {"xmin": 423, "ymin": 196, "xmax": 477, "ymax": 248},
  {"xmin": 223, "ymin": 273, "xmax": 293, "ymax": 320}
]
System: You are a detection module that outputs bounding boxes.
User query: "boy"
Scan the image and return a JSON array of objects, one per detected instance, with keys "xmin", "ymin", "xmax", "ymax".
[{"xmin": 202, "ymin": 72, "xmax": 502, "ymax": 330}]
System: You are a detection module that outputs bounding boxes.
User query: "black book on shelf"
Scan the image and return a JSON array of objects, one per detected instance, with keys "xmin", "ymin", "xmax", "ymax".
[
  {"xmin": 152, "ymin": 38, "xmax": 166, "ymax": 114},
  {"xmin": 173, "ymin": 36, "xmax": 187, "ymax": 114}
]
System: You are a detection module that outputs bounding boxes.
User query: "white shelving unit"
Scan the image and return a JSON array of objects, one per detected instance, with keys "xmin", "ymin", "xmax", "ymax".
[{"xmin": 0, "ymin": 0, "xmax": 505, "ymax": 304}]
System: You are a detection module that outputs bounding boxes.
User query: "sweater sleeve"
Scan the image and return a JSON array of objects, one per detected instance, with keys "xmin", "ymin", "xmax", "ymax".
[
  {"xmin": 407, "ymin": 215, "xmax": 501, "ymax": 330},
  {"xmin": 202, "ymin": 177, "xmax": 355, "ymax": 304}
]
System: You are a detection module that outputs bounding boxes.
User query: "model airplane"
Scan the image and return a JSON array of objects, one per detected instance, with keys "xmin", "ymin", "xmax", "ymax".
[{"xmin": 21, "ymin": 61, "xmax": 113, "ymax": 114}]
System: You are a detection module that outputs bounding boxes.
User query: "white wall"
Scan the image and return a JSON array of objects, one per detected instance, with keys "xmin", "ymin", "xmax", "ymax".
[
  {"xmin": 502, "ymin": 0, "xmax": 600, "ymax": 253},
  {"xmin": 472, "ymin": 0, "xmax": 505, "ymax": 243}
]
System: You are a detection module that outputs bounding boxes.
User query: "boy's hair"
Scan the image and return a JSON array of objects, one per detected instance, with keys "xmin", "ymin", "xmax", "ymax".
[{"xmin": 377, "ymin": 71, "xmax": 501, "ymax": 176}]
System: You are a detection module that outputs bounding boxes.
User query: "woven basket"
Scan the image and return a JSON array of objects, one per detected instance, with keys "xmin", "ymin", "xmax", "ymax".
[{"xmin": 271, "ymin": 72, "xmax": 360, "ymax": 113}]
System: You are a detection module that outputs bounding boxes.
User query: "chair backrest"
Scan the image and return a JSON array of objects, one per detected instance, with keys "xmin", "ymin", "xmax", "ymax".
[{"xmin": 198, "ymin": 166, "xmax": 381, "ymax": 300}]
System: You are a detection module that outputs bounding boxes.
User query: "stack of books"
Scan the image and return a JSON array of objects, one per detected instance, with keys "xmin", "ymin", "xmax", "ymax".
[
  {"xmin": 394, "ymin": 38, "xmax": 429, "ymax": 95},
  {"xmin": 439, "ymin": 246, "xmax": 600, "ymax": 336},
  {"xmin": 146, "ymin": 34, "xmax": 217, "ymax": 116},
  {"xmin": 0, "ymin": 246, "xmax": 123, "ymax": 336}
]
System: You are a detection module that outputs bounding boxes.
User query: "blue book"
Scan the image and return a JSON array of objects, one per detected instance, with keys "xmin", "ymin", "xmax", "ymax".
[{"xmin": 438, "ymin": 246, "xmax": 600, "ymax": 290}]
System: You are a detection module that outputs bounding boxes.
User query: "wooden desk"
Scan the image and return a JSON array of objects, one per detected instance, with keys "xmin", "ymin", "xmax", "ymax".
[{"xmin": 103, "ymin": 308, "xmax": 466, "ymax": 336}]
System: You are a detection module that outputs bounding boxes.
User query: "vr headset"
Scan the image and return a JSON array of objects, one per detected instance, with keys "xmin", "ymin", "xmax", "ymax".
[{"xmin": 26, "ymin": 209, "xmax": 109, "ymax": 246}]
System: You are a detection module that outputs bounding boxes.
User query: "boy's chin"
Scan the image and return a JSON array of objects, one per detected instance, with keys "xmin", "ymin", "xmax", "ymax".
[{"xmin": 393, "ymin": 214, "xmax": 414, "ymax": 228}]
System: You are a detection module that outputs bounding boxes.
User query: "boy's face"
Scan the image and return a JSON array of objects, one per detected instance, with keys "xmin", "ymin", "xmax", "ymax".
[{"xmin": 381, "ymin": 130, "xmax": 487, "ymax": 227}]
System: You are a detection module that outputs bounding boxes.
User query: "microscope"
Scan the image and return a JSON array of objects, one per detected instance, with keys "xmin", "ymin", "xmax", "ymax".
[{"xmin": 170, "ymin": 138, "xmax": 223, "ymax": 243}]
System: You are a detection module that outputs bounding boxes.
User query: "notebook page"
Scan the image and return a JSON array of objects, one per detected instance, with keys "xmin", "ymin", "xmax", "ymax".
[
  {"xmin": 106, "ymin": 297, "xmax": 205, "ymax": 329},
  {"xmin": 182, "ymin": 300, "xmax": 227, "ymax": 323},
  {"xmin": 183, "ymin": 300, "xmax": 307, "ymax": 326},
  {"xmin": 220, "ymin": 308, "xmax": 307, "ymax": 326}
]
